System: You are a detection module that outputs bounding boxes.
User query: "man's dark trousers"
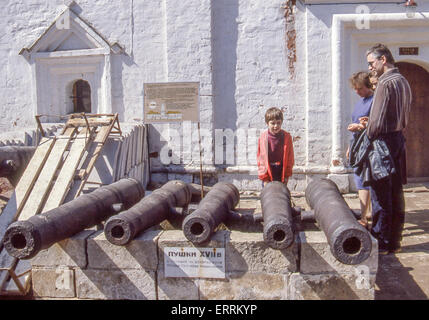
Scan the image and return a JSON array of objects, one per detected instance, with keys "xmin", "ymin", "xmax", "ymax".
[{"xmin": 370, "ymin": 131, "xmax": 406, "ymax": 251}]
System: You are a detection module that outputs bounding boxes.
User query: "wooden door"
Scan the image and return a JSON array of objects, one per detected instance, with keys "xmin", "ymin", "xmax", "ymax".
[
  {"xmin": 396, "ymin": 62, "xmax": 429, "ymax": 179},
  {"xmin": 72, "ymin": 80, "xmax": 91, "ymax": 113}
]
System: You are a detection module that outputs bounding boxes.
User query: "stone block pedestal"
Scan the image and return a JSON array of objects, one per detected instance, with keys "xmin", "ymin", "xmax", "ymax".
[{"xmin": 30, "ymin": 228, "xmax": 378, "ymax": 300}]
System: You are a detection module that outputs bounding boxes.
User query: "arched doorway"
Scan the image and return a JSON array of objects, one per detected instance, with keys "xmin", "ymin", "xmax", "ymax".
[
  {"xmin": 396, "ymin": 62, "xmax": 429, "ymax": 179},
  {"xmin": 72, "ymin": 80, "xmax": 91, "ymax": 113}
]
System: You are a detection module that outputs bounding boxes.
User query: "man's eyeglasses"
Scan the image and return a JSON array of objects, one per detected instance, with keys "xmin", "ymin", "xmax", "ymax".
[{"xmin": 368, "ymin": 56, "xmax": 382, "ymax": 67}]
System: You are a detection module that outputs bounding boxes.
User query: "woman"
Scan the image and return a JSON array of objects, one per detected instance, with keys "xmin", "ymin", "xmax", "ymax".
[{"xmin": 346, "ymin": 71, "xmax": 375, "ymax": 228}]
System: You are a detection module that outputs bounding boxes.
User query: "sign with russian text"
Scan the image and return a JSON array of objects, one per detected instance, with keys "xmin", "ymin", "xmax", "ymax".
[
  {"xmin": 164, "ymin": 247, "xmax": 225, "ymax": 279},
  {"xmin": 399, "ymin": 47, "xmax": 419, "ymax": 55},
  {"xmin": 144, "ymin": 82, "xmax": 199, "ymax": 123}
]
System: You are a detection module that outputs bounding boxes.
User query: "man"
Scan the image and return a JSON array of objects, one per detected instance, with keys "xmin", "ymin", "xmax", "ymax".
[{"xmin": 363, "ymin": 44, "xmax": 412, "ymax": 254}]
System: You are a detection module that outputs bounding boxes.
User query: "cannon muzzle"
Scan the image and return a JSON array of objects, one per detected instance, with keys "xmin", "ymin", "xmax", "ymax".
[
  {"xmin": 3, "ymin": 178, "xmax": 145, "ymax": 259},
  {"xmin": 260, "ymin": 182, "xmax": 294, "ymax": 249},
  {"xmin": 0, "ymin": 146, "xmax": 36, "ymax": 186},
  {"xmin": 182, "ymin": 182, "xmax": 239, "ymax": 244},
  {"xmin": 104, "ymin": 180, "xmax": 191, "ymax": 246},
  {"xmin": 305, "ymin": 178, "xmax": 372, "ymax": 265}
]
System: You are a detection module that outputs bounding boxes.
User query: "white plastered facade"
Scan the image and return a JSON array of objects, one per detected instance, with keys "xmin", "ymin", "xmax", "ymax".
[{"xmin": 2, "ymin": 0, "xmax": 429, "ymax": 191}]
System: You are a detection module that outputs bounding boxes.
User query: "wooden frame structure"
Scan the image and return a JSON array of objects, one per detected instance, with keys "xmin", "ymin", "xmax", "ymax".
[{"xmin": 0, "ymin": 113, "xmax": 121, "ymax": 295}]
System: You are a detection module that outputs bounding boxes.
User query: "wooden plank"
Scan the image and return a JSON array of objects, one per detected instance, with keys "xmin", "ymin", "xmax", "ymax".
[
  {"xmin": 1, "ymin": 127, "xmax": 76, "ymax": 294},
  {"xmin": 116, "ymin": 139, "xmax": 123, "ymax": 180},
  {"xmin": 64, "ymin": 115, "xmax": 116, "ymax": 198},
  {"xmin": 74, "ymin": 125, "xmax": 113, "ymax": 197},
  {"xmin": 111, "ymin": 136, "xmax": 123, "ymax": 181},
  {"xmin": 126, "ymin": 133, "xmax": 132, "ymax": 175},
  {"xmin": 0, "ymin": 138, "xmax": 57, "ymax": 293},
  {"xmin": 133, "ymin": 128, "xmax": 138, "ymax": 167},
  {"xmin": 0, "ymin": 250, "xmax": 17, "ymax": 291},
  {"xmin": 138, "ymin": 125, "xmax": 145, "ymax": 164},
  {"xmin": 3, "ymin": 259, "xmax": 31, "ymax": 295},
  {"xmin": 0, "ymin": 137, "xmax": 55, "ymax": 248},
  {"xmin": 142, "ymin": 126, "xmax": 150, "ymax": 188},
  {"xmin": 67, "ymin": 119, "xmax": 113, "ymax": 127},
  {"xmin": 18, "ymin": 127, "xmax": 76, "ymax": 221},
  {"xmin": 122, "ymin": 135, "xmax": 130, "ymax": 177},
  {"xmin": 42, "ymin": 127, "xmax": 92, "ymax": 213}
]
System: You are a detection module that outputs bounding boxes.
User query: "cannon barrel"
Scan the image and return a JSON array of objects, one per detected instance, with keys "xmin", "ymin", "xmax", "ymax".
[
  {"xmin": 305, "ymin": 178, "xmax": 372, "ymax": 265},
  {"xmin": 104, "ymin": 180, "xmax": 191, "ymax": 246},
  {"xmin": 260, "ymin": 182, "xmax": 294, "ymax": 249},
  {"xmin": 0, "ymin": 146, "xmax": 36, "ymax": 186},
  {"xmin": 3, "ymin": 178, "xmax": 145, "ymax": 259},
  {"xmin": 182, "ymin": 182, "xmax": 239, "ymax": 244}
]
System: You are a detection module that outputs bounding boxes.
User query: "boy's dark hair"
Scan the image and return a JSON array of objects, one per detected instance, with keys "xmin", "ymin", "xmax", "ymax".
[
  {"xmin": 265, "ymin": 107, "xmax": 283, "ymax": 124},
  {"xmin": 349, "ymin": 71, "xmax": 372, "ymax": 90},
  {"xmin": 366, "ymin": 43, "xmax": 395, "ymax": 64}
]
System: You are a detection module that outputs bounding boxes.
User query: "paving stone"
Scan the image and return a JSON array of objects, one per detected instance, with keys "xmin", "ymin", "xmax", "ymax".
[
  {"xmin": 30, "ymin": 230, "xmax": 96, "ymax": 268},
  {"xmin": 289, "ymin": 272, "xmax": 375, "ymax": 300},
  {"xmin": 199, "ymin": 272, "xmax": 288, "ymax": 300},
  {"xmin": 225, "ymin": 231, "xmax": 298, "ymax": 273},
  {"xmin": 75, "ymin": 268, "xmax": 156, "ymax": 300},
  {"xmin": 32, "ymin": 267, "xmax": 76, "ymax": 298},
  {"xmin": 375, "ymin": 252, "xmax": 429, "ymax": 300},
  {"xmin": 298, "ymin": 231, "xmax": 378, "ymax": 275},
  {"xmin": 87, "ymin": 229, "xmax": 162, "ymax": 270}
]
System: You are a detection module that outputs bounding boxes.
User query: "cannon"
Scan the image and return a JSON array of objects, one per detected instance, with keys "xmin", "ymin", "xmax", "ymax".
[
  {"xmin": 260, "ymin": 182, "xmax": 294, "ymax": 249},
  {"xmin": 104, "ymin": 180, "xmax": 192, "ymax": 246},
  {"xmin": 3, "ymin": 178, "xmax": 145, "ymax": 259},
  {"xmin": 305, "ymin": 178, "xmax": 372, "ymax": 265},
  {"xmin": 0, "ymin": 146, "xmax": 36, "ymax": 186},
  {"xmin": 182, "ymin": 182, "xmax": 240, "ymax": 244}
]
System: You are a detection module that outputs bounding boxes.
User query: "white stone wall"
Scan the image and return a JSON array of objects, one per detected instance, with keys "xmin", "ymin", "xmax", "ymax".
[{"xmin": 2, "ymin": 0, "xmax": 429, "ymax": 191}]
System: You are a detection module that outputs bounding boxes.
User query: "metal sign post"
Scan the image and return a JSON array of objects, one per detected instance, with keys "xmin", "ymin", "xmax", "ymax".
[{"xmin": 197, "ymin": 122, "xmax": 204, "ymax": 199}]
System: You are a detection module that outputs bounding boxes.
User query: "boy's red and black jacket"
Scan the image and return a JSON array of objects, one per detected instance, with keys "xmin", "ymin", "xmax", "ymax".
[{"xmin": 257, "ymin": 129, "xmax": 294, "ymax": 183}]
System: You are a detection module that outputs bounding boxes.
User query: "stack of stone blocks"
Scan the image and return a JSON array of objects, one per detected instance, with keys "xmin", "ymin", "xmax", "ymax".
[{"xmin": 30, "ymin": 226, "xmax": 378, "ymax": 300}]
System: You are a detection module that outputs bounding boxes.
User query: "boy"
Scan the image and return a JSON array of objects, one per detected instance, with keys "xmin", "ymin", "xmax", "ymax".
[{"xmin": 257, "ymin": 107, "xmax": 294, "ymax": 186}]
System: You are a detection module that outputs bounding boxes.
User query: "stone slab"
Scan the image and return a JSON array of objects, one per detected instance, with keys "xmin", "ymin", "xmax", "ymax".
[
  {"xmin": 298, "ymin": 231, "xmax": 378, "ymax": 275},
  {"xmin": 157, "ymin": 268, "xmax": 200, "ymax": 300},
  {"xmin": 75, "ymin": 268, "xmax": 156, "ymax": 300},
  {"xmin": 289, "ymin": 272, "xmax": 375, "ymax": 300},
  {"xmin": 225, "ymin": 231, "xmax": 298, "ymax": 274},
  {"xmin": 32, "ymin": 267, "xmax": 76, "ymax": 298},
  {"xmin": 87, "ymin": 229, "xmax": 162, "ymax": 271},
  {"xmin": 199, "ymin": 272, "xmax": 288, "ymax": 300},
  {"xmin": 157, "ymin": 230, "xmax": 226, "ymax": 300},
  {"xmin": 30, "ymin": 230, "xmax": 96, "ymax": 268}
]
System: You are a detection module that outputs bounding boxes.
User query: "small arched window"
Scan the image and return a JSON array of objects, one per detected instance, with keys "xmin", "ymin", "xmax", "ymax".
[{"xmin": 72, "ymin": 80, "xmax": 91, "ymax": 113}]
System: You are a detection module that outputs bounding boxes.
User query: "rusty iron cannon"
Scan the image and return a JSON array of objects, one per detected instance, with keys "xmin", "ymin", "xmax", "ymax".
[
  {"xmin": 260, "ymin": 181, "xmax": 294, "ymax": 249},
  {"xmin": 104, "ymin": 180, "xmax": 192, "ymax": 246},
  {"xmin": 305, "ymin": 178, "xmax": 372, "ymax": 265},
  {"xmin": 182, "ymin": 182, "xmax": 240, "ymax": 244},
  {"xmin": 0, "ymin": 146, "xmax": 36, "ymax": 186},
  {"xmin": 3, "ymin": 178, "xmax": 145, "ymax": 259}
]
